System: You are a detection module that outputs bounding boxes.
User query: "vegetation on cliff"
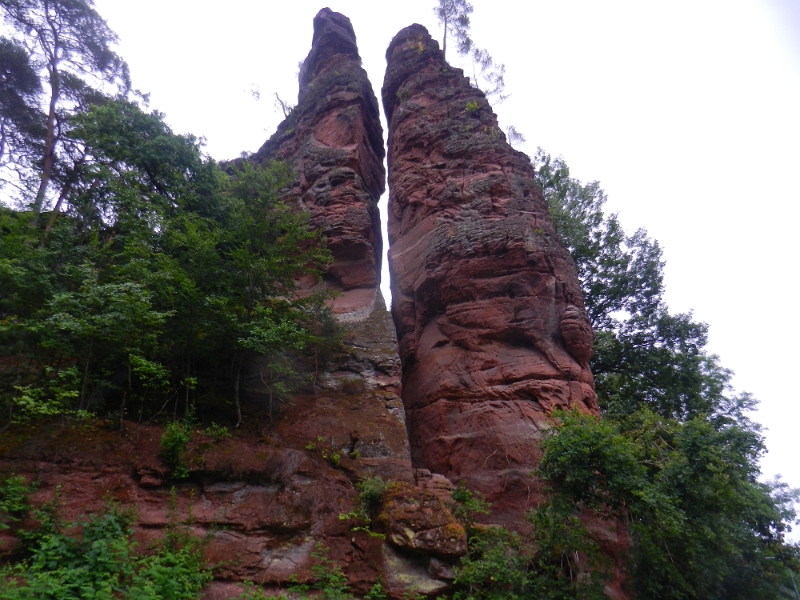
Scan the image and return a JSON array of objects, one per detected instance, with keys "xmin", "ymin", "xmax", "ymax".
[
  {"xmin": 531, "ymin": 151, "xmax": 800, "ymax": 599},
  {"xmin": 2, "ymin": 1, "xmax": 798, "ymax": 598},
  {"xmin": 0, "ymin": 0, "xmax": 337, "ymax": 430}
]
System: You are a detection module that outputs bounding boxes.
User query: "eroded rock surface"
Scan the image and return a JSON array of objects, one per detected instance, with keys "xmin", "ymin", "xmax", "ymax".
[
  {"xmin": 382, "ymin": 25, "xmax": 597, "ymax": 524},
  {"xmin": 252, "ymin": 7, "xmax": 385, "ymax": 322},
  {"xmin": 1, "ymin": 13, "xmax": 467, "ymax": 600}
]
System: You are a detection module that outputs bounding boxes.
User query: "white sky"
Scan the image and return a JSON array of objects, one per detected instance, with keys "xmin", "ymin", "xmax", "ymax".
[{"xmin": 94, "ymin": 0, "xmax": 800, "ymax": 535}]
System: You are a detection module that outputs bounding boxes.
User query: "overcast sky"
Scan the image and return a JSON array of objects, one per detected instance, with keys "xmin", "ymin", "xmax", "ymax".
[{"xmin": 93, "ymin": 0, "xmax": 800, "ymax": 534}]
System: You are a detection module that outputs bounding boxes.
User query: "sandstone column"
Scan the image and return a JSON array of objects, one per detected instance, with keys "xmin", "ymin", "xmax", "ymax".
[
  {"xmin": 253, "ymin": 8, "xmax": 385, "ymax": 322},
  {"xmin": 383, "ymin": 25, "xmax": 597, "ymax": 524},
  {"xmin": 251, "ymin": 9, "xmax": 411, "ymax": 482}
]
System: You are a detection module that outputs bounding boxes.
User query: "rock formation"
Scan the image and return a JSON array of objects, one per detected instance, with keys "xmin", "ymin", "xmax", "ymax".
[
  {"xmin": 382, "ymin": 25, "xmax": 598, "ymax": 524},
  {"xmin": 252, "ymin": 7, "xmax": 385, "ymax": 322},
  {"xmin": 2, "ymin": 11, "xmax": 469, "ymax": 599},
  {"xmin": 248, "ymin": 6, "xmax": 410, "ymax": 486}
]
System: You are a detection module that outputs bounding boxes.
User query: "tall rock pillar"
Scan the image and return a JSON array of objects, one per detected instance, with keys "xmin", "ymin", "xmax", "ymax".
[
  {"xmin": 250, "ymin": 9, "xmax": 411, "ymax": 483},
  {"xmin": 253, "ymin": 8, "xmax": 385, "ymax": 322},
  {"xmin": 382, "ymin": 25, "xmax": 598, "ymax": 523}
]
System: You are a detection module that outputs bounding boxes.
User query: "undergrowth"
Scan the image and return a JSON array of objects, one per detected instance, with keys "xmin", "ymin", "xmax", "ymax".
[{"xmin": 0, "ymin": 489, "xmax": 210, "ymax": 600}]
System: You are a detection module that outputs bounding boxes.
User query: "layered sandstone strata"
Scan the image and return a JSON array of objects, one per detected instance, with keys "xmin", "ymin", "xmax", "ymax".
[{"xmin": 382, "ymin": 25, "xmax": 598, "ymax": 523}]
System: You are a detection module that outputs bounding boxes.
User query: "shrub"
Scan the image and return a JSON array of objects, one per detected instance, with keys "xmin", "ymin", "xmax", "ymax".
[
  {"xmin": 358, "ymin": 476, "xmax": 390, "ymax": 515},
  {"xmin": 160, "ymin": 421, "xmax": 193, "ymax": 479},
  {"xmin": 450, "ymin": 481, "xmax": 490, "ymax": 529},
  {"xmin": 0, "ymin": 475, "xmax": 33, "ymax": 530},
  {"xmin": 0, "ymin": 501, "xmax": 211, "ymax": 599}
]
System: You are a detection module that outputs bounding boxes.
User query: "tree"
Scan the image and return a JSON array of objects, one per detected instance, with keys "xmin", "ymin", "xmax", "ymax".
[
  {"xmin": 433, "ymin": 0, "xmax": 473, "ymax": 60},
  {"xmin": 531, "ymin": 149, "xmax": 800, "ymax": 598},
  {"xmin": 0, "ymin": 36, "xmax": 44, "ymax": 197},
  {"xmin": 0, "ymin": 91, "xmax": 337, "ymax": 429},
  {"xmin": 432, "ymin": 0, "xmax": 508, "ymax": 104},
  {"xmin": 0, "ymin": 0, "xmax": 130, "ymax": 218},
  {"xmin": 533, "ymin": 148, "xmax": 741, "ymax": 420}
]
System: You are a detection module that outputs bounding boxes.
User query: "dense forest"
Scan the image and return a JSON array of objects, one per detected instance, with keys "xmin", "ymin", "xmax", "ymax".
[{"xmin": 1, "ymin": 0, "xmax": 799, "ymax": 599}]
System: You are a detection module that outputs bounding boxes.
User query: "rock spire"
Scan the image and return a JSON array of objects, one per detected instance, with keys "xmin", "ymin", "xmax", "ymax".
[
  {"xmin": 253, "ymin": 7, "xmax": 385, "ymax": 321},
  {"xmin": 382, "ymin": 24, "xmax": 597, "ymax": 523}
]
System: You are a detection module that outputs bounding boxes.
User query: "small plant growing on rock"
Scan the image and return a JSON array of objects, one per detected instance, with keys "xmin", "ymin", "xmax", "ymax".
[
  {"xmin": 338, "ymin": 476, "xmax": 390, "ymax": 539},
  {"xmin": 364, "ymin": 579, "xmax": 388, "ymax": 600},
  {"xmin": 358, "ymin": 476, "xmax": 390, "ymax": 515},
  {"xmin": 203, "ymin": 422, "xmax": 232, "ymax": 442},
  {"xmin": 233, "ymin": 581, "xmax": 279, "ymax": 600},
  {"xmin": 451, "ymin": 481, "xmax": 491, "ymax": 530},
  {"xmin": 465, "ymin": 100, "xmax": 480, "ymax": 113},
  {"xmin": 311, "ymin": 543, "xmax": 354, "ymax": 600},
  {"xmin": 321, "ymin": 449, "xmax": 341, "ymax": 467},
  {"xmin": 160, "ymin": 420, "xmax": 192, "ymax": 479}
]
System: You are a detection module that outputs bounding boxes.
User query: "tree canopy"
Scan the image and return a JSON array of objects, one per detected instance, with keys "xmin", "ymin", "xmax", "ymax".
[
  {"xmin": 432, "ymin": 0, "xmax": 508, "ymax": 103},
  {"xmin": 0, "ymin": 0, "xmax": 130, "ymax": 218},
  {"xmin": 0, "ymin": 98, "xmax": 336, "ymax": 429},
  {"xmin": 528, "ymin": 149, "xmax": 800, "ymax": 599}
]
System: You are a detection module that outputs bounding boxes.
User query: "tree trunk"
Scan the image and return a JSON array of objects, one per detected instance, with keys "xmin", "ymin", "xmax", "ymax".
[
  {"xmin": 32, "ymin": 59, "xmax": 60, "ymax": 222},
  {"xmin": 443, "ymin": 18, "xmax": 449, "ymax": 59},
  {"xmin": 79, "ymin": 338, "xmax": 93, "ymax": 411},
  {"xmin": 42, "ymin": 154, "xmax": 89, "ymax": 242},
  {"xmin": 184, "ymin": 354, "xmax": 191, "ymax": 417}
]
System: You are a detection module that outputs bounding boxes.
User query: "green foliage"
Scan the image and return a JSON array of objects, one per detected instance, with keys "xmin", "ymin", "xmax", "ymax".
[
  {"xmin": 10, "ymin": 366, "xmax": 79, "ymax": 423},
  {"xmin": 465, "ymin": 100, "xmax": 480, "ymax": 113},
  {"xmin": 364, "ymin": 580, "xmax": 388, "ymax": 600},
  {"xmin": 202, "ymin": 422, "xmax": 231, "ymax": 442},
  {"xmin": 0, "ymin": 0, "xmax": 130, "ymax": 214},
  {"xmin": 433, "ymin": 0, "xmax": 473, "ymax": 59},
  {"xmin": 338, "ymin": 477, "xmax": 390, "ymax": 539},
  {"xmin": 533, "ymin": 148, "xmax": 735, "ymax": 420},
  {"xmin": 358, "ymin": 476, "xmax": 390, "ymax": 514},
  {"xmin": 0, "ymin": 502, "xmax": 210, "ymax": 599},
  {"xmin": 453, "ymin": 524, "xmax": 606, "ymax": 600},
  {"xmin": 233, "ymin": 581, "xmax": 283, "ymax": 600},
  {"xmin": 0, "ymin": 97, "xmax": 337, "ymax": 429},
  {"xmin": 450, "ymin": 484, "xmax": 606, "ymax": 600},
  {"xmin": 310, "ymin": 543, "xmax": 353, "ymax": 600},
  {"xmin": 450, "ymin": 481, "xmax": 490, "ymax": 530},
  {"xmin": 539, "ymin": 408, "xmax": 800, "ymax": 599},
  {"xmin": 535, "ymin": 149, "xmax": 800, "ymax": 598},
  {"xmin": 0, "ymin": 475, "xmax": 33, "ymax": 530},
  {"xmin": 160, "ymin": 421, "xmax": 192, "ymax": 479}
]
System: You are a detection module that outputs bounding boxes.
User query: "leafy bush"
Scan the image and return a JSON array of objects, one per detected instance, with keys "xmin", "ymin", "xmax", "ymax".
[
  {"xmin": 160, "ymin": 421, "xmax": 192, "ymax": 479},
  {"xmin": 202, "ymin": 422, "xmax": 231, "ymax": 442},
  {"xmin": 453, "ymin": 524, "xmax": 606, "ymax": 600},
  {"xmin": 0, "ymin": 475, "xmax": 33, "ymax": 530},
  {"xmin": 450, "ymin": 481, "xmax": 490, "ymax": 529},
  {"xmin": 310, "ymin": 543, "xmax": 353, "ymax": 600},
  {"xmin": 358, "ymin": 476, "xmax": 390, "ymax": 514},
  {"xmin": 537, "ymin": 409, "xmax": 800, "ymax": 600},
  {"xmin": 0, "ymin": 503, "xmax": 210, "ymax": 599},
  {"xmin": 338, "ymin": 477, "xmax": 390, "ymax": 539}
]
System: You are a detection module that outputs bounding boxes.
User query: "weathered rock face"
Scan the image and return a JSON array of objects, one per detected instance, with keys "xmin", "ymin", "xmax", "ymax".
[
  {"xmin": 382, "ymin": 25, "xmax": 598, "ymax": 524},
  {"xmin": 252, "ymin": 7, "xmax": 385, "ymax": 321},
  {"xmin": 0, "ymin": 422, "xmax": 460, "ymax": 598},
  {"xmin": 2, "ymin": 13, "xmax": 469, "ymax": 600}
]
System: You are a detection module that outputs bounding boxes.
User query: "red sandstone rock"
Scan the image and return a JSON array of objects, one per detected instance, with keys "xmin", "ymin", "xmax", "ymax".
[
  {"xmin": 0, "ymin": 14, "xmax": 466, "ymax": 600},
  {"xmin": 251, "ymin": 7, "xmax": 385, "ymax": 322},
  {"xmin": 377, "ymin": 481, "xmax": 467, "ymax": 558},
  {"xmin": 382, "ymin": 25, "xmax": 598, "ymax": 524}
]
